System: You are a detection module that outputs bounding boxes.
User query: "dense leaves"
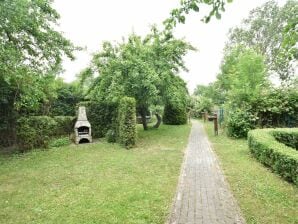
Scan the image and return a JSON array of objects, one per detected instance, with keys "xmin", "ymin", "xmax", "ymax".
[
  {"xmin": 227, "ymin": 0, "xmax": 298, "ymax": 82},
  {"xmin": 248, "ymin": 128, "xmax": 298, "ymax": 185},
  {"xmin": 118, "ymin": 97, "xmax": 136, "ymax": 149},
  {"xmin": 0, "ymin": 0, "xmax": 77, "ymax": 147},
  {"xmin": 80, "ymin": 29, "xmax": 192, "ymax": 130}
]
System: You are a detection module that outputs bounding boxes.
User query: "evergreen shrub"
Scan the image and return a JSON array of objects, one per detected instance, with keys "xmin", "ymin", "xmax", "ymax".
[
  {"xmin": 248, "ymin": 128, "xmax": 298, "ymax": 186},
  {"xmin": 118, "ymin": 97, "xmax": 136, "ymax": 148},
  {"xmin": 163, "ymin": 104, "xmax": 187, "ymax": 125}
]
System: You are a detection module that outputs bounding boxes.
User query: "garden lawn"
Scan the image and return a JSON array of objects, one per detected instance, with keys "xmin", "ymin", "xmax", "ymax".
[
  {"xmin": 204, "ymin": 121, "xmax": 298, "ymax": 224},
  {"xmin": 0, "ymin": 124, "xmax": 191, "ymax": 224}
]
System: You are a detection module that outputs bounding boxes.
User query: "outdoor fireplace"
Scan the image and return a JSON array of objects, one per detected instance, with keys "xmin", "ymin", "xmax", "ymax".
[{"xmin": 74, "ymin": 106, "xmax": 92, "ymax": 144}]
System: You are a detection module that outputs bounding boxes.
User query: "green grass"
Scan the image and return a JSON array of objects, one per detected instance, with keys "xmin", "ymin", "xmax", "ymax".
[
  {"xmin": 0, "ymin": 124, "xmax": 191, "ymax": 224},
  {"xmin": 204, "ymin": 121, "xmax": 298, "ymax": 224}
]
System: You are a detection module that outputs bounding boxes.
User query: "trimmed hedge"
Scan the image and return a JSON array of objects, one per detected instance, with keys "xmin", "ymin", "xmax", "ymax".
[
  {"xmin": 53, "ymin": 116, "xmax": 75, "ymax": 136},
  {"xmin": 84, "ymin": 101, "xmax": 118, "ymax": 138},
  {"xmin": 118, "ymin": 97, "xmax": 136, "ymax": 148},
  {"xmin": 17, "ymin": 116, "xmax": 57, "ymax": 151},
  {"xmin": 272, "ymin": 130, "xmax": 298, "ymax": 150},
  {"xmin": 248, "ymin": 128, "xmax": 298, "ymax": 186},
  {"xmin": 163, "ymin": 104, "xmax": 187, "ymax": 125}
]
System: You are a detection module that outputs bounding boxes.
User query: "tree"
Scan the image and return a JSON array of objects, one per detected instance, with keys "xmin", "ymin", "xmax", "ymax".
[
  {"xmin": 81, "ymin": 29, "xmax": 193, "ymax": 130},
  {"xmin": 164, "ymin": 0, "xmax": 233, "ymax": 31},
  {"xmin": 0, "ymin": 0, "xmax": 77, "ymax": 146},
  {"xmin": 227, "ymin": 0, "xmax": 298, "ymax": 82}
]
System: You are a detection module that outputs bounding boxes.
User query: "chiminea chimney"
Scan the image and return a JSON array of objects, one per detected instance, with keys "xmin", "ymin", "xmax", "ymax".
[{"xmin": 74, "ymin": 106, "xmax": 92, "ymax": 144}]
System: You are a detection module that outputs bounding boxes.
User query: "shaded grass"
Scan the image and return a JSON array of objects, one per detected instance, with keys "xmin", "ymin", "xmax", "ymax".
[
  {"xmin": 0, "ymin": 124, "xmax": 191, "ymax": 224},
  {"xmin": 204, "ymin": 121, "xmax": 298, "ymax": 224}
]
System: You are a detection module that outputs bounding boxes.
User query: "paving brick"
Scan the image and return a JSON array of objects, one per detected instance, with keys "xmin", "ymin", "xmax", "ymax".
[{"xmin": 167, "ymin": 121, "xmax": 245, "ymax": 224}]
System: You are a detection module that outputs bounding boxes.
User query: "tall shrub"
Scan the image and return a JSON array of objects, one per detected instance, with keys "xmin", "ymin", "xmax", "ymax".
[
  {"xmin": 118, "ymin": 97, "xmax": 136, "ymax": 148},
  {"xmin": 163, "ymin": 103, "xmax": 187, "ymax": 125}
]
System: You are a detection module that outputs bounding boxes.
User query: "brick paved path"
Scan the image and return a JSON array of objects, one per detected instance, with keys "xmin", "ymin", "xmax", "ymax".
[{"xmin": 167, "ymin": 121, "xmax": 245, "ymax": 224}]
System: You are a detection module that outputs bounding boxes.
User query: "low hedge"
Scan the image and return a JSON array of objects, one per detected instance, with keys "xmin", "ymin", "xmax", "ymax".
[
  {"xmin": 53, "ymin": 116, "xmax": 75, "ymax": 136},
  {"xmin": 272, "ymin": 130, "xmax": 298, "ymax": 150},
  {"xmin": 248, "ymin": 128, "xmax": 298, "ymax": 186},
  {"xmin": 17, "ymin": 116, "xmax": 57, "ymax": 151}
]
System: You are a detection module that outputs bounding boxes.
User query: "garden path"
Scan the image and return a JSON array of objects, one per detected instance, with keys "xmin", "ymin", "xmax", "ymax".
[{"xmin": 167, "ymin": 120, "xmax": 245, "ymax": 224}]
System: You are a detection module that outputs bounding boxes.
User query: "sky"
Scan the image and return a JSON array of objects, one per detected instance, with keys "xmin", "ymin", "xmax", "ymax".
[{"xmin": 53, "ymin": 0, "xmax": 286, "ymax": 93}]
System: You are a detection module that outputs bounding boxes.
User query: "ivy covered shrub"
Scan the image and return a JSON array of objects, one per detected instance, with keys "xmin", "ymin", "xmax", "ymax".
[
  {"xmin": 163, "ymin": 103, "xmax": 187, "ymax": 125},
  {"xmin": 85, "ymin": 101, "xmax": 118, "ymax": 138},
  {"xmin": 226, "ymin": 109, "xmax": 257, "ymax": 138},
  {"xmin": 17, "ymin": 116, "xmax": 57, "ymax": 151},
  {"xmin": 53, "ymin": 116, "xmax": 75, "ymax": 136},
  {"xmin": 118, "ymin": 97, "xmax": 136, "ymax": 148},
  {"xmin": 272, "ymin": 130, "xmax": 298, "ymax": 150},
  {"xmin": 248, "ymin": 128, "xmax": 298, "ymax": 186}
]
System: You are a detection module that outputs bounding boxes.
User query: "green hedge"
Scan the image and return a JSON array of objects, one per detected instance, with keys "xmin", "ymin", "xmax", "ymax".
[
  {"xmin": 118, "ymin": 97, "xmax": 136, "ymax": 149},
  {"xmin": 248, "ymin": 128, "xmax": 298, "ymax": 186},
  {"xmin": 163, "ymin": 104, "xmax": 187, "ymax": 125},
  {"xmin": 17, "ymin": 116, "xmax": 57, "ymax": 151},
  {"xmin": 83, "ymin": 101, "xmax": 118, "ymax": 138},
  {"xmin": 272, "ymin": 130, "xmax": 298, "ymax": 150},
  {"xmin": 53, "ymin": 116, "xmax": 75, "ymax": 136}
]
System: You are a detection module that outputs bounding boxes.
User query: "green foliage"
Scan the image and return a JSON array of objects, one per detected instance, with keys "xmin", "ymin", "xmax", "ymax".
[
  {"xmin": 164, "ymin": 0, "xmax": 232, "ymax": 31},
  {"xmin": 163, "ymin": 104, "xmax": 187, "ymax": 125},
  {"xmin": 248, "ymin": 128, "xmax": 298, "ymax": 185},
  {"xmin": 118, "ymin": 97, "xmax": 136, "ymax": 148},
  {"xmin": 0, "ymin": 0, "xmax": 77, "ymax": 147},
  {"xmin": 80, "ymin": 30, "xmax": 191, "ymax": 130},
  {"xmin": 190, "ymin": 96, "xmax": 213, "ymax": 118},
  {"xmin": 49, "ymin": 137, "xmax": 71, "ymax": 148},
  {"xmin": 205, "ymin": 122, "xmax": 298, "ymax": 224},
  {"xmin": 53, "ymin": 116, "xmax": 75, "ymax": 137},
  {"xmin": 86, "ymin": 101, "xmax": 118, "ymax": 138},
  {"xmin": 226, "ymin": 108, "xmax": 256, "ymax": 138},
  {"xmin": 50, "ymin": 81, "xmax": 83, "ymax": 116},
  {"xmin": 106, "ymin": 129, "xmax": 117, "ymax": 143},
  {"xmin": 16, "ymin": 116, "xmax": 57, "ymax": 151},
  {"xmin": 273, "ymin": 130, "xmax": 298, "ymax": 150},
  {"xmin": 227, "ymin": 0, "xmax": 298, "ymax": 82}
]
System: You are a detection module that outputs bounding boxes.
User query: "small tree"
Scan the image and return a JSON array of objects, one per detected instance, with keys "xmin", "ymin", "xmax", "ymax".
[{"xmin": 118, "ymin": 97, "xmax": 136, "ymax": 149}]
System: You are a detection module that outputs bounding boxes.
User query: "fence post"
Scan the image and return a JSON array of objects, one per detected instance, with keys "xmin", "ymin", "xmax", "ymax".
[{"xmin": 214, "ymin": 113, "xmax": 218, "ymax": 136}]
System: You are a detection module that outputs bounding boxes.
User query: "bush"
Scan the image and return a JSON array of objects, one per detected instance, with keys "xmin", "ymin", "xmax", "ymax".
[
  {"xmin": 272, "ymin": 130, "xmax": 298, "ymax": 150},
  {"xmin": 49, "ymin": 137, "xmax": 71, "ymax": 148},
  {"xmin": 17, "ymin": 116, "xmax": 57, "ymax": 151},
  {"xmin": 118, "ymin": 97, "xmax": 136, "ymax": 148},
  {"xmin": 226, "ymin": 109, "xmax": 256, "ymax": 138},
  {"xmin": 84, "ymin": 101, "xmax": 118, "ymax": 138},
  {"xmin": 106, "ymin": 129, "xmax": 117, "ymax": 143},
  {"xmin": 248, "ymin": 128, "xmax": 298, "ymax": 186},
  {"xmin": 53, "ymin": 116, "xmax": 75, "ymax": 136},
  {"xmin": 163, "ymin": 104, "xmax": 187, "ymax": 125}
]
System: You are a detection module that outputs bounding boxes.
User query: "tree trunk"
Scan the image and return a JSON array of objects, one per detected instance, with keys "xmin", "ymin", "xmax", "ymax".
[
  {"xmin": 140, "ymin": 108, "xmax": 148, "ymax": 130},
  {"xmin": 153, "ymin": 113, "xmax": 162, "ymax": 129}
]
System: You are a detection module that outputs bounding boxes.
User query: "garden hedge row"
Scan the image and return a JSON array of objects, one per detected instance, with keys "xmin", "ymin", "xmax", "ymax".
[
  {"xmin": 247, "ymin": 128, "xmax": 298, "ymax": 186},
  {"xmin": 17, "ymin": 116, "xmax": 75, "ymax": 151},
  {"xmin": 118, "ymin": 97, "xmax": 136, "ymax": 149},
  {"xmin": 82, "ymin": 101, "xmax": 118, "ymax": 138}
]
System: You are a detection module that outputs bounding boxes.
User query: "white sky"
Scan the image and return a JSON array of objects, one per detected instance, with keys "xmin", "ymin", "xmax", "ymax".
[{"xmin": 53, "ymin": 0, "xmax": 286, "ymax": 93}]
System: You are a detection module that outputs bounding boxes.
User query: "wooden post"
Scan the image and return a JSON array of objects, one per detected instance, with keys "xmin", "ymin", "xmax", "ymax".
[
  {"xmin": 204, "ymin": 112, "xmax": 208, "ymax": 123},
  {"xmin": 214, "ymin": 113, "xmax": 218, "ymax": 136}
]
